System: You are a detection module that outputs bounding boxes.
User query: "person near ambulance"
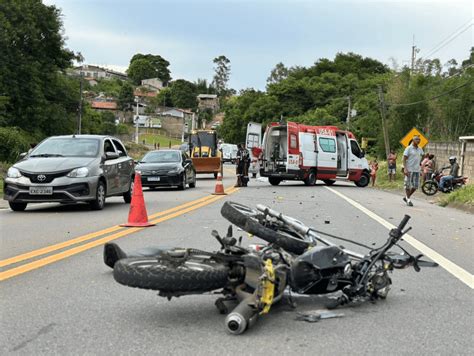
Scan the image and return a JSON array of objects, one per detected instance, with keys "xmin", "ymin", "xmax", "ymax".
[
  {"xmin": 235, "ymin": 144, "xmax": 250, "ymax": 187},
  {"xmin": 402, "ymin": 135, "xmax": 424, "ymax": 207}
]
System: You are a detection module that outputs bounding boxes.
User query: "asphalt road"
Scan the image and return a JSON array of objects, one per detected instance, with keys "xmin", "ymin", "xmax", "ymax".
[{"xmin": 1, "ymin": 172, "xmax": 473, "ymax": 355}]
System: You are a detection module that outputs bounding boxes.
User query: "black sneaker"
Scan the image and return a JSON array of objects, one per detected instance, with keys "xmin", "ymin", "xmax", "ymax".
[
  {"xmin": 407, "ymin": 201, "xmax": 413, "ymax": 207},
  {"xmin": 103, "ymin": 242, "xmax": 127, "ymax": 269},
  {"xmin": 403, "ymin": 197, "xmax": 408, "ymax": 204}
]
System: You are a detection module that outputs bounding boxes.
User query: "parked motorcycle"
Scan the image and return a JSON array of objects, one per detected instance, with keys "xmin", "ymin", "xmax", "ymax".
[
  {"xmin": 422, "ymin": 168, "xmax": 468, "ymax": 196},
  {"xmin": 105, "ymin": 201, "xmax": 437, "ymax": 335}
]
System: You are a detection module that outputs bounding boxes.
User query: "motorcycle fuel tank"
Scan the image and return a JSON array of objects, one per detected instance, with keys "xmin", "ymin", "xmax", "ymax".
[{"xmin": 297, "ymin": 245, "xmax": 350, "ymax": 269}]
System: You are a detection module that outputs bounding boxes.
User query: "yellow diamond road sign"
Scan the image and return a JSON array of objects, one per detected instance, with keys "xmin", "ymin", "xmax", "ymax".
[{"xmin": 400, "ymin": 127, "xmax": 429, "ymax": 148}]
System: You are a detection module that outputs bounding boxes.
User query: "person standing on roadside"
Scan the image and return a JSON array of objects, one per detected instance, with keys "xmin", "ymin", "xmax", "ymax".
[
  {"xmin": 423, "ymin": 154, "xmax": 435, "ymax": 182},
  {"xmin": 387, "ymin": 150, "xmax": 397, "ymax": 182},
  {"xmin": 420, "ymin": 153, "xmax": 429, "ymax": 182},
  {"xmin": 402, "ymin": 136, "xmax": 424, "ymax": 206},
  {"xmin": 370, "ymin": 158, "xmax": 379, "ymax": 187}
]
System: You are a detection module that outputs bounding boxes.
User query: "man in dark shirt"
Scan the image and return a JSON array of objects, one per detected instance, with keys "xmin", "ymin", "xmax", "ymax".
[
  {"xmin": 439, "ymin": 156, "xmax": 460, "ymax": 191},
  {"xmin": 235, "ymin": 144, "xmax": 250, "ymax": 187}
]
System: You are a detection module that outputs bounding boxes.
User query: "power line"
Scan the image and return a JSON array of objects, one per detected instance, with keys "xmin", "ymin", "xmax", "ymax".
[
  {"xmin": 420, "ymin": 20, "xmax": 473, "ymax": 59},
  {"xmin": 388, "ymin": 79, "xmax": 473, "ymax": 107}
]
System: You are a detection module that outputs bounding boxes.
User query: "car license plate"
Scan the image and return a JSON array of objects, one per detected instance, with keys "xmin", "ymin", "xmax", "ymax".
[
  {"xmin": 147, "ymin": 177, "xmax": 160, "ymax": 181},
  {"xmin": 29, "ymin": 186, "xmax": 53, "ymax": 195}
]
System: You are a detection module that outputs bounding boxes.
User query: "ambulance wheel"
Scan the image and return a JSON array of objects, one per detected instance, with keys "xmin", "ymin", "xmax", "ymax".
[
  {"xmin": 355, "ymin": 173, "xmax": 370, "ymax": 187},
  {"xmin": 269, "ymin": 177, "xmax": 281, "ymax": 186},
  {"xmin": 324, "ymin": 180, "xmax": 335, "ymax": 186},
  {"xmin": 304, "ymin": 170, "xmax": 316, "ymax": 186}
]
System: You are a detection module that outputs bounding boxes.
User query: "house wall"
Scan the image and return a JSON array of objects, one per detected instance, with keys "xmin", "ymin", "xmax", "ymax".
[
  {"xmin": 425, "ymin": 140, "xmax": 474, "ymax": 179},
  {"xmin": 161, "ymin": 115, "xmax": 184, "ymax": 137}
]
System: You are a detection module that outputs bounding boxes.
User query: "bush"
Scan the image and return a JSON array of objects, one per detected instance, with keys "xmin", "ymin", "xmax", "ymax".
[{"xmin": 0, "ymin": 127, "xmax": 32, "ymax": 163}]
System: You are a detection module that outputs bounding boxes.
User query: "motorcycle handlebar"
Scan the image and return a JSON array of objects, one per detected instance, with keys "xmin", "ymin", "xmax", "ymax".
[{"xmin": 397, "ymin": 215, "xmax": 411, "ymax": 232}]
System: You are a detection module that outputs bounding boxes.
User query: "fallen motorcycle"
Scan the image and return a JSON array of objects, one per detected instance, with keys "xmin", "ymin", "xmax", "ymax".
[
  {"xmin": 105, "ymin": 201, "xmax": 437, "ymax": 334},
  {"xmin": 422, "ymin": 168, "xmax": 468, "ymax": 196}
]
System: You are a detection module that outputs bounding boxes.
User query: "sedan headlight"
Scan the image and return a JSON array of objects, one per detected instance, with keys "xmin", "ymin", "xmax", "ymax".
[
  {"xmin": 7, "ymin": 167, "xmax": 22, "ymax": 178},
  {"xmin": 67, "ymin": 167, "xmax": 89, "ymax": 178}
]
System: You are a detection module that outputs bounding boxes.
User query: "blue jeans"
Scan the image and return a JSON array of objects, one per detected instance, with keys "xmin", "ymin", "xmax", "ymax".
[{"xmin": 439, "ymin": 175, "xmax": 453, "ymax": 189}]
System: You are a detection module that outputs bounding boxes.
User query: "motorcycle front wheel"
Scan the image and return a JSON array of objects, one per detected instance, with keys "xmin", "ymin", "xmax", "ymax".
[
  {"xmin": 114, "ymin": 254, "xmax": 229, "ymax": 292},
  {"xmin": 221, "ymin": 201, "xmax": 309, "ymax": 255},
  {"xmin": 421, "ymin": 181, "xmax": 438, "ymax": 196}
]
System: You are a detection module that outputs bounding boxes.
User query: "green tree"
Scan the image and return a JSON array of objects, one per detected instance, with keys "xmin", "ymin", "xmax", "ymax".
[
  {"xmin": 154, "ymin": 87, "xmax": 173, "ymax": 107},
  {"xmin": 212, "ymin": 55, "xmax": 231, "ymax": 96},
  {"xmin": 0, "ymin": 0, "xmax": 78, "ymax": 136},
  {"xmin": 267, "ymin": 62, "xmax": 289, "ymax": 85},
  {"xmin": 127, "ymin": 54, "xmax": 171, "ymax": 85},
  {"xmin": 195, "ymin": 78, "xmax": 216, "ymax": 94},
  {"xmin": 169, "ymin": 79, "xmax": 197, "ymax": 109},
  {"xmin": 118, "ymin": 82, "xmax": 135, "ymax": 111}
]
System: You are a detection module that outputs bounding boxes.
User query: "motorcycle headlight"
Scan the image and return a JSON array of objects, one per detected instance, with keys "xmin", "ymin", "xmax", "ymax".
[
  {"xmin": 7, "ymin": 167, "xmax": 22, "ymax": 178},
  {"xmin": 67, "ymin": 167, "xmax": 89, "ymax": 178}
]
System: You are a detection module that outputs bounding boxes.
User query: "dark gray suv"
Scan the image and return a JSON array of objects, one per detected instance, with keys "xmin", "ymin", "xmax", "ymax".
[{"xmin": 3, "ymin": 135, "xmax": 134, "ymax": 211}]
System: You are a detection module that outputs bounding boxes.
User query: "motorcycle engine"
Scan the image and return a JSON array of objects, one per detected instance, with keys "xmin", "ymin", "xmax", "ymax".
[{"xmin": 368, "ymin": 270, "xmax": 392, "ymax": 299}]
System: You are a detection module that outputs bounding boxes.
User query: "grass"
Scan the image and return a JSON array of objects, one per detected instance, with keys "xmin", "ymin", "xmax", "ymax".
[
  {"xmin": 438, "ymin": 184, "xmax": 474, "ymax": 208},
  {"xmin": 138, "ymin": 133, "xmax": 181, "ymax": 148},
  {"xmin": 370, "ymin": 159, "xmax": 405, "ymax": 190},
  {"xmin": 124, "ymin": 142, "xmax": 151, "ymax": 161}
]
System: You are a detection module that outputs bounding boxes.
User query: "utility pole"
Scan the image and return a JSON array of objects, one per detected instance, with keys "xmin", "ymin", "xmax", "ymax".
[
  {"xmin": 77, "ymin": 72, "xmax": 83, "ymax": 134},
  {"xmin": 377, "ymin": 85, "xmax": 391, "ymax": 159},
  {"xmin": 346, "ymin": 95, "xmax": 352, "ymax": 125},
  {"xmin": 410, "ymin": 35, "xmax": 419, "ymax": 76},
  {"xmin": 135, "ymin": 96, "xmax": 139, "ymax": 144}
]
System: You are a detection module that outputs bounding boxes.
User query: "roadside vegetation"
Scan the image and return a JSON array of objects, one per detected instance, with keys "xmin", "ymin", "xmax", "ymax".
[
  {"xmin": 138, "ymin": 133, "xmax": 181, "ymax": 147},
  {"xmin": 124, "ymin": 142, "xmax": 150, "ymax": 161},
  {"xmin": 370, "ymin": 154, "xmax": 473, "ymax": 209},
  {"xmin": 438, "ymin": 184, "xmax": 474, "ymax": 209}
]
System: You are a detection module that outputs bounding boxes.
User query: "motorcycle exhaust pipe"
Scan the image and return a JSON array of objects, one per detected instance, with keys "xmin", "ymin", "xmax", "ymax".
[{"xmin": 225, "ymin": 296, "xmax": 258, "ymax": 335}]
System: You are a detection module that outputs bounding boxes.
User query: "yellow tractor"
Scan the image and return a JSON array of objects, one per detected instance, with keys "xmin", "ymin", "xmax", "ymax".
[{"xmin": 189, "ymin": 130, "xmax": 221, "ymax": 178}]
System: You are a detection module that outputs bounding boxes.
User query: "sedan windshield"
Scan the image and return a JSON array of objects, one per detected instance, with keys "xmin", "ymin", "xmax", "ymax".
[
  {"xmin": 142, "ymin": 151, "xmax": 181, "ymax": 163},
  {"xmin": 31, "ymin": 138, "xmax": 100, "ymax": 157}
]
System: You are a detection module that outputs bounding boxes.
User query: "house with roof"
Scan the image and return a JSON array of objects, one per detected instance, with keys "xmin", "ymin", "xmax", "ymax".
[
  {"xmin": 158, "ymin": 108, "xmax": 195, "ymax": 137},
  {"xmin": 141, "ymin": 78, "xmax": 163, "ymax": 92},
  {"xmin": 91, "ymin": 100, "xmax": 118, "ymax": 111},
  {"xmin": 197, "ymin": 94, "xmax": 219, "ymax": 112},
  {"xmin": 73, "ymin": 65, "xmax": 128, "ymax": 81}
]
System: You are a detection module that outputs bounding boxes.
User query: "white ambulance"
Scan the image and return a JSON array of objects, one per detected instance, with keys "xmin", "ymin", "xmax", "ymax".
[{"xmin": 257, "ymin": 121, "xmax": 370, "ymax": 187}]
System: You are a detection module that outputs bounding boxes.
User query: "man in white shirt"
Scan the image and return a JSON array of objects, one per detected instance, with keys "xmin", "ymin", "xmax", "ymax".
[{"xmin": 402, "ymin": 136, "xmax": 424, "ymax": 206}]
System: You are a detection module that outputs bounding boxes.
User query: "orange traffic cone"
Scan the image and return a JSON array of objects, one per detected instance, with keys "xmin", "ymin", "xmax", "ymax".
[
  {"xmin": 212, "ymin": 172, "xmax": 227, "ymax": 195},
  {"xmin": 120, "ymin": 173, "xmax": 155, "ymax": 227}
]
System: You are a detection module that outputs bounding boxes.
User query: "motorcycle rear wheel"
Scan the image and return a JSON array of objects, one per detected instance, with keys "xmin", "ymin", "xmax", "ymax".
[
  {"xmin": 421, "ymin": 181, "xmax": 438, "ymax": 196},
  {"xmin": 114, "ymin": 255, "xmax": 229, "ymax": 292},
  {"xmin": 221, "ymin": 201, "xmax": 309, "ymax": 255}
]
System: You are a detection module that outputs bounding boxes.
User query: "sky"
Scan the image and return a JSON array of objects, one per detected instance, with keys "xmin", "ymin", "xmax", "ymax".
[{"xmin": 44, "ymin": 0, "xmax": 473, "ymax": 90}]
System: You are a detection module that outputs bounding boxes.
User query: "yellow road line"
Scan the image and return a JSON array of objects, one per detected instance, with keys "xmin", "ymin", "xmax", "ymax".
[
  {"xmin": 0, "ymin": 188, "xmax": 238, "ymax": 281},
  {"xmin": 0, "ymin": 186, "xmax": 234, "ymax": 268},
  {"xmin": 325, "ymin": 186, "xmax": 474, "ymax": 289}
]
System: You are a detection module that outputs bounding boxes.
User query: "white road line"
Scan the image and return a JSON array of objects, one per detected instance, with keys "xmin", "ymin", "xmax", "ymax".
[{"xmin": 325, "ymin": 187, "xmax": 474, "ymax": 289}]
